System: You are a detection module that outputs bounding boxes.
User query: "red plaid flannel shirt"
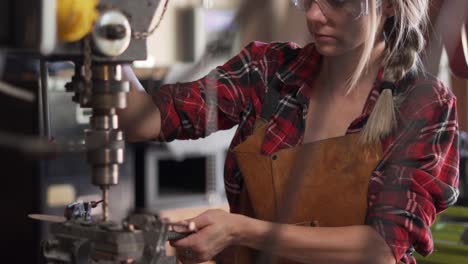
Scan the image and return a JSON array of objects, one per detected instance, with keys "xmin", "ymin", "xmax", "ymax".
[{"xmin": 152, "ymin": 41, "xmax": 459, "ymax": 263}]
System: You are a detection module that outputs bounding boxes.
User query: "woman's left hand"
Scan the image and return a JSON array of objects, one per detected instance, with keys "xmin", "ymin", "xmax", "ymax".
[{"xmin": 170, "ymin": 209, "xmax": 243, "ymax": 264}]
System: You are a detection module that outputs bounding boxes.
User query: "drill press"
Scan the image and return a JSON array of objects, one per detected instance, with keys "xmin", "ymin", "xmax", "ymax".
[
  {"xmin": 38, "ymin": 1, "xmax": 192, "ymax": 263},
  {"xmin": 64, "ymin": 8, "xmax": 133, "ymax": 222}
]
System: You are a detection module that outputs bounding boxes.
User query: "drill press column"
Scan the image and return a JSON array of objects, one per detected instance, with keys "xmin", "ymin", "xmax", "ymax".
[{"xmin": 86, "ymin": 64, "xmax": 129, "ymax": 221}]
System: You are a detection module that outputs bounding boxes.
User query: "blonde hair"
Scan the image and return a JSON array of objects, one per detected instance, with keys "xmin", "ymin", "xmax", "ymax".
[{"xmin": 354, "ymin": 0, "xmax": 429, "ymax": 144}]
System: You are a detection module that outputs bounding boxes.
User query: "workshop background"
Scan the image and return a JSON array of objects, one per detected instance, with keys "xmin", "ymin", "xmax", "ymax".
[{"xmin": 0, "ymin": 0, "xmax": 467, "ymax": 263}]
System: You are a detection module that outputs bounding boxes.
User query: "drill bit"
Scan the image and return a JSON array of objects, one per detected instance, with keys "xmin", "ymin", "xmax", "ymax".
[{"xmin": 101, "ymin": 187, "xmax": 109, "ymax": 222}]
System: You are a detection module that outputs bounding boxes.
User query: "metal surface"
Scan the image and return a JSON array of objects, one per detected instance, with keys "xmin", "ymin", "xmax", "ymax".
[
  {"xmin": 54, "ymin": 3, "xmax": 161, "ymax": 221},
  {"xmin": 28, "ymin": 214, "xmax": 66, "ymax": 223},
  {"xmin": 65, "ymin": 54, "xmax": 130, "ymax": 220},
  {"xmin": 81, "ymin": 63, "xmax": 128, "ymax": 220},
  {"xmin": 41, "ymin": 213, "xmax": 185, "ymax": 264},
  {"xmin": 44, "ymin": 221, "xmax": 145, "ymax": 264}
]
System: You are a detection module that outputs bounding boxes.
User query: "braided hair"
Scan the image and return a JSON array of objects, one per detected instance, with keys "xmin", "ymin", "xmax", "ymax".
[{"xmin": 360, "ymin": 0, "xmax": 429, "ymax": 144}]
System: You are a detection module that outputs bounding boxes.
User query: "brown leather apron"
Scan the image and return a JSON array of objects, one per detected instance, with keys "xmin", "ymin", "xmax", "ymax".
[{"xmin": 228, "ymin": 76, "xmax": 383, "ymax": 263}]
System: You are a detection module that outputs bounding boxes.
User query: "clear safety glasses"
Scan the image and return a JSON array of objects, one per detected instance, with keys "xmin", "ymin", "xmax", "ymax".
[{"xmin": 291, "ymin": 0, "xmax": 380, "ymax": 20}]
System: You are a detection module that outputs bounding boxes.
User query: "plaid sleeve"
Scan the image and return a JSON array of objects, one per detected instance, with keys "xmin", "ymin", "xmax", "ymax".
[
  {"xmin": 151, "ymin": 41, "xmax": 271, "ymax": 141},
  {"xmin": 366, "ymin": 81, "xmax": 459, "ymax": 262}
]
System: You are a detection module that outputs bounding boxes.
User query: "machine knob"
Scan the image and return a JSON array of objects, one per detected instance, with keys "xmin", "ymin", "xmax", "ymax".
[
  {"xmin": 93, "ymin": 10, "xmax": 132, "ymax": 57},
  {"xmin": 98, "ymin": 24, "xmax": 128, "ymax": 40}
]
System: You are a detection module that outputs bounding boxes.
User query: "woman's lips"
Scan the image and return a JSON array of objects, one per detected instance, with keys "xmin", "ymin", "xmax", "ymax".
[{"xmin": 314, "ymin": 33, "xmax": 336, "ymax": 41}]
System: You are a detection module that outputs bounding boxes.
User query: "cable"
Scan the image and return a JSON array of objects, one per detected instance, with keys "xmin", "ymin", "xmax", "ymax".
[{"xmin": 132, "ymin": 0, "xmax": 170, "ymax": 39}]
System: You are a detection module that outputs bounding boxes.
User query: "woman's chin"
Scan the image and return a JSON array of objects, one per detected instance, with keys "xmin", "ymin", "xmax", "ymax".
[{"xmin": 314, "ymin": 43, "xmax": 342, "ymax": 57}]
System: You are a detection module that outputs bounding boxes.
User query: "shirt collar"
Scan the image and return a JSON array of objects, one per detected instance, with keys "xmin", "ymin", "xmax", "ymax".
[
  {"xmin": 274, "ymin": 43, "xmax": 322, "ymax": 105},
  {"xmin": 274, "ymin": 42, "xmax": 385, "ymax": 116}
]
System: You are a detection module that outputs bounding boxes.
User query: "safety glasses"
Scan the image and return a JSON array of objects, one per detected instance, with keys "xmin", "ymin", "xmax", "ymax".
[{"xmin": 291, "ymin": 0, "xmax": 379, "ymax": 20}]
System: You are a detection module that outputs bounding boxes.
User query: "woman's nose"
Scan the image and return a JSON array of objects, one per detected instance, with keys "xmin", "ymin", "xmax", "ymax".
[{"xmin": 306, "ymin": 1, "xmax": 327, "ymax": 23}]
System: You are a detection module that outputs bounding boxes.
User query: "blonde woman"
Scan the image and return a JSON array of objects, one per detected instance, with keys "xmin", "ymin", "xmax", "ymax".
[{"xmin": 120, "ymin": 0, "xmax": 459, "ymax": 263}]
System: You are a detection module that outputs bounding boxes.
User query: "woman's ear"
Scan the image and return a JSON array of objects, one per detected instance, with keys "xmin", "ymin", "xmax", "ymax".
[{"xmin": 380, "ymin": 0, "xmax": 396, "ymax": 18}]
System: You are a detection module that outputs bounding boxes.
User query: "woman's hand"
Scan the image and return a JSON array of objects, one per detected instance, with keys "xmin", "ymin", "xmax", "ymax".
[{"xmin": 170, "ymin": 209, "xmax": 244, "ymax": 264}]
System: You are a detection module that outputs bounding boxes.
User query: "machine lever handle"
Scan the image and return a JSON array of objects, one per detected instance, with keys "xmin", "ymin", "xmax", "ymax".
[{"xmin": 166, "ymin": 231, "xmax": 195, "ymax": 242}]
